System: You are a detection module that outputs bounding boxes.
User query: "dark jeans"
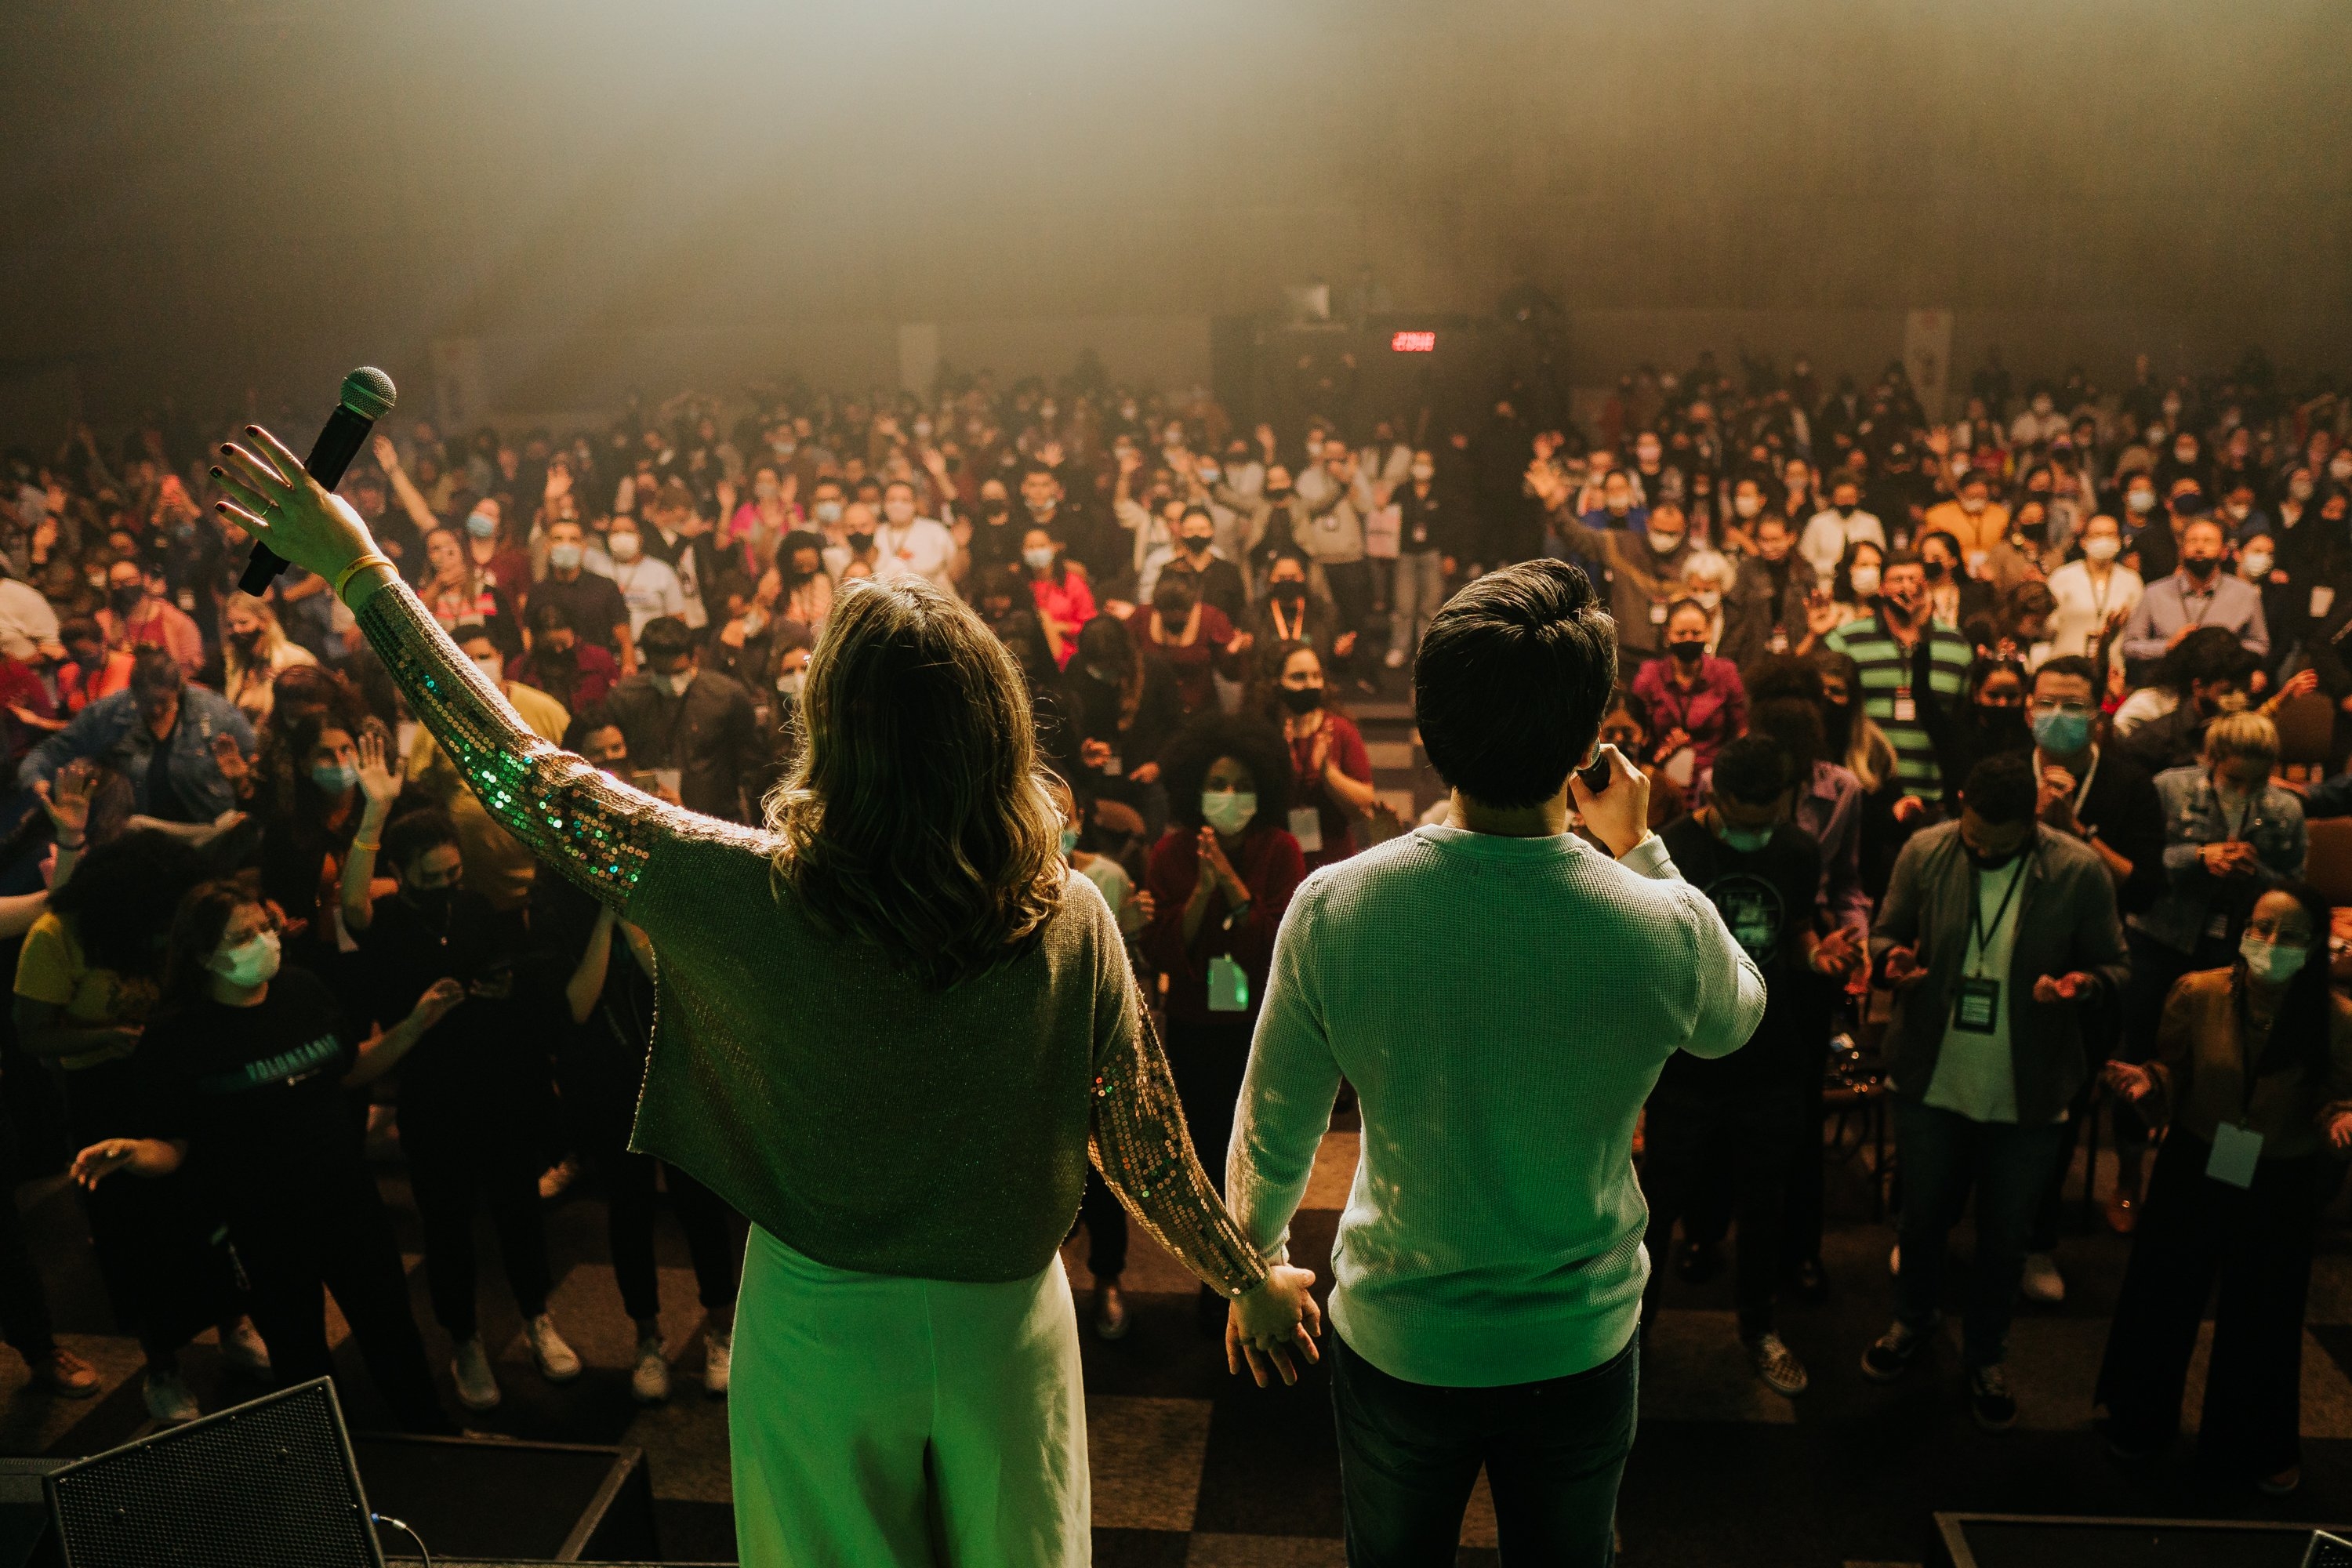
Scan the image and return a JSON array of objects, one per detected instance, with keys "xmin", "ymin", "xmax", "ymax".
[
  {"xmin": 2096, "ymin": 1131, "xmax": 2323, "ymax": 1478},
  {"xmin": 1330, "ymin": 1330, "xmax": 1636, "ymax": 1567},
  {"xmin": 605, "ymin": 1152, "xmax": 740, "ymax": 1324},
  {"xmin": 1163, "ymin": 1017, "xmax": 1255, "ymax": 1200},
  {"xmin": 1639, "ymin": 1087, "xmax": 1799, "ymax": 1338},
  {"xmin": 402, "ymin": 1111, "xmax": 553, "ymax": 1338},
  {"xmin": 0, "ymin": 1115, "xmax": 56, "ymax": 1363},
  {"xmin": 232, "ymin": 1176, "xmax": 452, "ymax": 1433},
  {"xmin": 1893, "ymin": 1098, "xmax": 2067, "ymax": 1370},
  {"xmin": 1076, "ymin": 1167, "xmax": 1129, "ymax": 1281},
  {"xmin": 1321, "ymin": 560, "xmax": 1377, "ymax": 651}
]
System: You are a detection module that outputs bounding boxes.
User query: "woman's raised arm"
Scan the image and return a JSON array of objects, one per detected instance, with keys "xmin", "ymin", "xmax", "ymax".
[{"xmin": 212, "ymin": 425, "xmax": 688, "ymax": 910}]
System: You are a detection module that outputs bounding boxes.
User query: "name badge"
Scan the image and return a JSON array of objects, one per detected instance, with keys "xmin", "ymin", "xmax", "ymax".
[
  {"xmin": 176, "ymin": 589, "xmax": 197, "ymax": 612},
  {"xmin": 1288, "ymin": 805, "xmax": 1324, "ymax": 854},
  {"xmin": 1102, "ymin": 751, "xmax": 1123, "ymax": 778},
  {"xmin": 1769, "ymin": 630, "xmax": 1790, "ymax": 654},
  {"xmin": 2205, "ymin": 910, "xmax": 2231, "ymax": 942},
  {"xmin": 2206, "ymin": 1121, "xmax": 2263, "ymax": 1189},
  {"xmin": 1953, "ymin": 977, "xmax": 2000, "ymax": 1033},
  {"xmin": 1207, "ymin": 954, "xmax": 1250, "ymax": 1013},
  {"xmin": 1649, "ymin": 601, "xmax": 1668, "ymax": 626},
  {"xmin": 2314, "ymin": 585, "xmax": 2337, "ymax": 619},
  {"xmin": 1411, "ymin": 524, "xmax": 1428, "ymax": 545},
  {"xmin": 1891, "ymin": 695, "xmax": 1918, "ymax": 724}
]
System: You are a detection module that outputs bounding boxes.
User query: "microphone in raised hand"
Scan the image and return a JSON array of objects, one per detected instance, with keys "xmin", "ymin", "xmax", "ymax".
[{"xmin": 237, "ymin": 366, "xmax": 396, "ymax": 594}]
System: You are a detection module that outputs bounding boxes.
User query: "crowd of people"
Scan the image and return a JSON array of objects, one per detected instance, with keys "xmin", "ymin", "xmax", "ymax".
[{"xmin": 2, "ymin": 342, "xmax": 2352, "ymax": 1498}]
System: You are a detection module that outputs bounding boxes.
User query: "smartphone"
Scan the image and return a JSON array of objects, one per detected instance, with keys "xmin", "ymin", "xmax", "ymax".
[{"xmin": 1577, "ymin": 750, "xmax": 1613, "ymax": 797}]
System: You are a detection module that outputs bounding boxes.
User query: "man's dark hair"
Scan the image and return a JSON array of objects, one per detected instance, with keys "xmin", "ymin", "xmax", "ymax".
[
  {"xmin": 1414, "ymin": 559, "xmax": 1617, "ymax": 809},
  {"xmin": 2032, "ymin": 655, "xmax": 2100, "ymax": 690},
  {"xmin": 528, "ymin": 600, "xmax": 574, "ymax": 635},
  {"xmin": 637, "ymin": 615, "xmax": 694, "ymax": 662},
  {"xmin": 382, "ymin": 806, "xmax": 460, "ymax": 876},
  {"xmin": 1881, "ymin": 548, "xmax": 1924, "ymax": 572},
  {"xmin": 1961, "ymin": 752, "xmax": 2038, "ymax": 826},
  {"xmin": 128, "ymin": 645, "xmax": 182, "ymax": 699},
  {"xmin": 2166, "ymin": 625, "xmax": 2257, "ymax": 695},
  {"xmin": 58, "ymin": 615, "xmax": 102, "ymax": 648},
  {"xmin": 1713, "ymin": 734, "xmax": 1792, "ymax": 807}
]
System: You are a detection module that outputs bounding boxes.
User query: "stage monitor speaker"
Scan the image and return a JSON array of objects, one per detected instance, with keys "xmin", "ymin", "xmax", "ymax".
[
  {"xmin": 44, "ymin": 1377, "xmax": 383, "ymax": 1568},
  {"xmin": 2307, "ymin": 1530, "xmax": 2352, "ymax": 1567},
  {"xmin": 1936, "ymin": 1512, "xmax": 2352, "ymax": 1568}
]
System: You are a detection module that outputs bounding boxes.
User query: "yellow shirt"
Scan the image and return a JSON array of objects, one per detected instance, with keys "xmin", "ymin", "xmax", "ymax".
[
  {"xmin": 406, "ymin": 679, "xmax": 571, "ymax": 910},
  {"xmin": 13, "ymin": 913, "xmax": 156, "ymax": 1068},
  {"xmin": 1922, "ymin": 498, "xmax": 2013, "ymax": 558}
]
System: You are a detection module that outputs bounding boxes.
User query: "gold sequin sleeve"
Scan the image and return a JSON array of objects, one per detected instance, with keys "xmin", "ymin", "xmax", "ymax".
[
  {"xmin": 1089, "ymin": 992, "xmax": 1271, "ymax": 1299},
  {"xmin": 355, "ymin": 578, "xmax": 674, "ymax": 907}
]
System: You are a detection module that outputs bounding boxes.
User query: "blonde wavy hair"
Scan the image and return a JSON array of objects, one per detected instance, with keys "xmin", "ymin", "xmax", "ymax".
[{"xmin": 762, "ymin": 575, "xmax": 1065, "ymax": 988}]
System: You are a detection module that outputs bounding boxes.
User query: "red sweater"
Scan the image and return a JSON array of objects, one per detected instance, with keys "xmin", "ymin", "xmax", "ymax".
[{"xmin": 1142, "ymin": 824, "xmax": 1304, "ymax": 1025}]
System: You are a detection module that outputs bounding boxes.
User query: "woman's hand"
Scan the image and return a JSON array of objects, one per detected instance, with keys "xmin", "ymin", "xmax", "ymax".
[
  {"xmin": 1225, "ymin": 1265, "xmax": 1323, "ymax": 1388},
  {"xmin": 1879, "ymin": 946, "xmax": 1927, "ymax": 989},
  {"xmin": 408, "ymin": 976, "xmax": 466, "ymax": 1030},
  {"xmin": 1197, "ymin": 828, "xmax": 1247, "ymax": 902},
  {"xmin": 356, "ymin": 730, "xmax": 401, "ymax": 813},
  {"xmin": 2106, "ymin": 1060, "xmax": 2157, "ymax": 1103},
  {"xmin": 35, "ymin": 760, "xmax": 94, "ymax": 844},
  {"xmin": 369, "ymin": 434, "xmax": 401, "ymax": 474},
  {"xmin": 2329, "ymin": 1111, "xmax": 2352, "ymax": 1152},
  {"xmin": 210, "ymin": 731, "xmax": 250, "ymax": 791},
  {"xmin": 70, "ymin": 1139, "xmax": 143, "ymax": 1190},
  {"xmin": 210, "ymin": 426, "xmax": 379, "ymax": 583}
]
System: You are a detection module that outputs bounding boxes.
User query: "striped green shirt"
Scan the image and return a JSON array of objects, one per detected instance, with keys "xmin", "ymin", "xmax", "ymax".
[{"xmin": 1824, "ymin": 612, "xmax": 1972, "ymax": 793}]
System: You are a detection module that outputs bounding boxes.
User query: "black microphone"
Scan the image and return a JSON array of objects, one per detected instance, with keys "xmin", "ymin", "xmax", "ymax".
[{"xmin": 238, "ymin": 365, "xmax": 398, "ymax": 595}]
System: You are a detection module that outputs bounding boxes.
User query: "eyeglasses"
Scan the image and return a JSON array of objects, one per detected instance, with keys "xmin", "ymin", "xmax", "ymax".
[{"xmin": 2028, "ymin": 699, "xmax": 2092, "ymax": 717}]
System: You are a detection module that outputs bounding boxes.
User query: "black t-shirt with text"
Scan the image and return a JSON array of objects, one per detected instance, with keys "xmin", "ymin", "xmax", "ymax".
[{"xmin": 1657, "ymin": 815, "xmax": 1822, "ymax": 1094}]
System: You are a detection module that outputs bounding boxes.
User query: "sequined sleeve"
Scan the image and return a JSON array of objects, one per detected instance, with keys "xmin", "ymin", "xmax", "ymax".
[
  {"xmin": 1089, "ymin": 993, "xmax": 1272, "ymax": 1298},
  {"xmin": 355, "ymin": 578, "xmax": 673, "ymax": 907}
]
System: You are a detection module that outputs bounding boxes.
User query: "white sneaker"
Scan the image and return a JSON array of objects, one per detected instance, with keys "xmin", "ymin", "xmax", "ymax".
[
  {"xmin": 1746, "ymin": 1331, "xmax": 1809, "ymax": 1397},
  {"xmin": 1382, "ymin": 648, "xmax": 1407, "ymax": 669},
  {"xmin": 218, "ymin": 1316, "xmax": 271, "ymax": 1378},
  {"xmin": 452, "ymin": 1338, "xmax": 502, "ymax": 1411},
  {"xmin": 143, "ymin": 1370, "xmax": 199, "ymax": 1425},
  {"xmin": 525, "ymin": 1313, "xmax": 581, "ymax": 1382},
  {"xmin": 2020, "ymin": 1250, "xmax": 2065, "ymax": 1304},
  {"xmin": 630, "ymin": 1336, "xmax": 671, "ymax": 1404},
  {"xmin": 702, "ymin": 1326, "xmax": 731, "ymax": 1397},
  {"xmin": 537, "ymin": 1156, "xmax": 582, "ymax": 1203}
]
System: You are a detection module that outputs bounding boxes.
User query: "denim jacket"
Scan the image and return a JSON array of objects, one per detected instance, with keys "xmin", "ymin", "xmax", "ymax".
[
  {"xmin": 2130, "ymin": 765, "xmax": 2307, "ymax": 956},
  {"xmin": 19, "ymin": 685, "xmax": 254, "ymax": 821}
]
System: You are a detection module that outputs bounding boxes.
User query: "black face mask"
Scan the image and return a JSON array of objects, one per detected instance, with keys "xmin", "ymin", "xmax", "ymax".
[
  {"xmin": 846, "ymin": 529, "xmax": 876, "ymax": 553},
  {"xmin": 404, "ymin": 885, "xmax": 456, "ymax": 923},
  {"xmin": 1668, "ymin": 641, "xmax": 1706, "ymax": 665},
  {"xmin": 1181, "ymin": 535, "xmax": 1214, "ymax": 556},
  {"xmin": 110, "ymin": 585, "xmax": 145, "ymax": 613},
  {"xmin": 1921, "ymin": 560, "xmax": 1947, "ymax": 582},
  {"xmin": 1278, "ymin": 684, "xmax": 1324, "ymax": 715},
  {"xmin": 1270, "ymin": 579, "xmax": 1306, "ymax": 601},
  {"xmin": 2182, "ymin": 555, "xmax": 2220, "ymax": 580}
]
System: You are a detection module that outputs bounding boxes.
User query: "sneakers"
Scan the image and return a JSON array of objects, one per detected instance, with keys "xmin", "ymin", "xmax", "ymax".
[
  {"xmin": 452, "ymin": 1338, "xmax": 501, "ymax": 1411},
  {"xmin": 218, "ymin": 1316, "xmax": 272, "ymax": 1378},
  {"xmin": 1382, "ymin": 648, "xmax": 1407, "ymax": 670},
  {"xmin": 2020, "ymin": 1251, "xmax": 2066, "ymax": 1305},
  {"xmin": 630, "ymin": 1336, "xmax": 671, "ymax": 1405},
  {"xmin": 1093, "ymin": 1283, "xmax": 1130, "ymax": 1341},
  {"xmin": 1860, "ymin": 1320, "xmax": 1927, "ymax": 1384},
  {"xmin": 525, "ymin": 1314, "xmax": 581, "ymax": 1382},
  {"xmin": 31, "ymin": 1348, "xmax": 98, "ymax": 1399},
  {"xmin": 1969, "ymin": 1363, "xmax": 2018, "ymax": 1430},
  {"xmin": 1746, "ymin": 1332, "xmax": 1809, "ymax": 1397},
  {"xmin": 537, "ymin": 1156, "xmax": 582, "ymax": 1203},
  {"xmin": 702, "ymin": 1326, "xmax": 731, "ymax": 1397},
  {"xmin": 143, "ymin": 1370, "xmax": 199, "ymax": 1425},
  {"xmin": 2258, "ymin": 1465, "xmax": 2300, "ymax": 1497}
]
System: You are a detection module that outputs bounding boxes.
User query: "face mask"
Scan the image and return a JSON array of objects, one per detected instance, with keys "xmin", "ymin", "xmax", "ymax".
[
  {"xmin": 471, "ymin": 653, "xmax": 505, "ymax": 687},
  {"xmin": 1059, "ymin": 827, "xmax": 1079, "ymax": 857},
  {"xmin": 1733, "ymin": 494, "xmax": 1761, "ymax": 519},
  {"xmin": 2031, "ymin": 397, "xmax": 2053, "ymax": 416},
  {"xmin": 2031, "ymin": 709, "xmax": 2091, "ymax": 753},
  {"xmin": 1270, "ymin": 578, "xmax": 1306, "ymax": 600},
  {"xmin": 912, "ymin": 419, "xmax": 933, "ymax": 441},
  {"xmin": 1835, "ymin": 502, "xmax": 1857, "ymax": 518},
  {"xmin": 466, "ymin": 511, "xmax": 497, "ymax": 539},
  {"xmin": 883, "ymin": 498, "xmax": 916, "ymax": 524},
  {"xmin": 1692, "ymin": 590, "xmax": 1722, "ymax": 611},
  {"xmin": 1647, "ymin": 530, "xmax": 1683, "ymax": 555},
  {"xmin": 212, "ymin": 930, "xmax": 281, "ymax": 989},
  {"xmin": 847, "ymin": 528, "xmax": 876, "ymax": 553},
  {"xmin": 1410, "ymin": 463, "xmax": 1436, "ymax": 481},
  {"xmin": 1849, "ymin": 564, "xmax": 1881, "ymax": 597},
  {"xmin": 2181, "ymin": 555, "xmax": 2219, "ymax": 580},
  {"xmin": 753, "ymin": 477, "xmax": 779, "ymax": 500},
  {"xmin": 1278, "ymin": 683, "xmax": 1323, "ymax": 715},
  {"xmin": 608, "ymin": 532, "xmax": 642, "ymax": 562},
  {"xmin": 1201, "ymin": 789, "xmax": 1256, "ymax": 836},
  {"xmin": 2082, "ymin": 535, "xmax": 2121, "ymax": 563},
  {"xmin": 1719, "ymin": 822, "xmax": 1773, "ymax": 853},
  {"xmin": 1959, "ymin": 495, "xmax": 1987, "ymax": 514},
  {"xmin": 110, "ymin": 585, "xmax": 144, "ymax": 612},
  {"xmin": 549, "ymin": 543, "xmax": 583, "ymax": 572},
  {"xmin": 2242, "ymin": 550, "xmax": 2274, "ymax": 577},
  {"xmin": 1668, "ymin": 639, "xmax": 1706, "ymax": 664},
  {"xmin": 2241, "ymin": 933, "xmax": 2310, "ymax": 985},
  {"xmin": 1022, "ymin": 546, "xmax": 1055, "ymax": 571},
  {"xmin": 310, "ymin": 761, "xmax": 358, "ymax": 795},
  {"xmin": 2225, "ymin": 502, "xmax": 2252, "ymax": 522},
  {"xmin": 815, "ymin": 499, "xmax": 844, "ymax": 524},
  {"xmin": 665, "ymin": 670, "xmax": 694, "ymax": 696},
  {"xmin": 1635, "ymin": 443, "xmax": 1661, "ymax": 464},
  {"xmin": 776, "ymin": 668, "xmax": 806, "ymax": 699},
  {"xmin": 2126, "ymin": 490, "xmax": 2156, "ymax": 514},
  {"xmin": 1922, "ymin": 559, "xmax": 1948, "ymax": 582},
  {"xmin": 982, "ymin": 499, "xmax": 1011, "ymax": 518},
  {"xmin": 405, "ymin": 885, "xmax": 455, "ymax": 922},
  {"xmin": 772, "ymin": 439, "xmax": 797, "ymax": 458}
]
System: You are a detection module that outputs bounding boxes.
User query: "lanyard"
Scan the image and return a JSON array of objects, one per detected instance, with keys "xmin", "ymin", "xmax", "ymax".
[
  {"xmin": 1269, "ymin": 597, "xmax": 1301, "ymax": 642},
  {"xmin": 1968, "ymin": 859, "xmax": 2027, "ymax": 979}
]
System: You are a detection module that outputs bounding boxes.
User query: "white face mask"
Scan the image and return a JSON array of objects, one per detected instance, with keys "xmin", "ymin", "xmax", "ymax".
[
  {"xmin": 776, "ymin": 669, "xmax": 806, "ymax": 699},
  {"xmin": 1691, "ymin": 589, "xmax": 1722, "ymax": 612},
  {"xmin": 1733, "ymin": 494, "xmax": 1761, "ymax": 519},
  {"xmin": 2082, "ymin": 534, "xmax": 2121, "ymax": 563},
  {"xmin": 212, "ymin": 929, "xmax": 281, "ymax": 989},
  {"xmin": 608, "ymin": 532, "xmax": 642, "ymax": 562},
  {"xmin": 1959, "ymin": 495, "xmax": 1987, "ymax": 514},
  {"xmin": 1849, "ymin": 564, "xmax": 1881, "ymax": 597},
  {"xmin": 2126, "ymin": 491, "xmax": 2156, "ymax": 514},
  {"xmin": 883, "ymin": 498, "xmax": 916, "ymax": 524},
  {"xmin": 470, "ymin": 652, "xmax": 504, "ymax": 687},
  {"xmin": 2241, "ymin": 551, "xmax": 2274, "ymax": 578},
  {"xmin": 1201, "ymin": 789, "xmax": 1256, "ymax": 836},
  {"xmin": 1647, "ymin": 530, "xmax": 1684, "ymax": 555}
]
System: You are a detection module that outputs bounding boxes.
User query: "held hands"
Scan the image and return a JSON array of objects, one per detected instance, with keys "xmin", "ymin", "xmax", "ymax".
[
  {"xmin": 2032, "ymin": 971, "xmax": 2096, "ymax": 1004},
  {"xmin": 1225, "ymin": 1265, "xmax": 1323, "ymax": 1388},
  {"xmin": 1568, "ymin": 743, "xmax": 1650, "ymax": 858},
  {"xmin": 210, "ymin": 426, "xmax": 379, "ymax": 585}
]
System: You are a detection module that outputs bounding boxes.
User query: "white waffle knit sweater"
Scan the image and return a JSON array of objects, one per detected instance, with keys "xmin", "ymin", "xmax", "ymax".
[{"xmin": 1228, "ymin": 824, "xmax": 1766, "ymax": 1388}]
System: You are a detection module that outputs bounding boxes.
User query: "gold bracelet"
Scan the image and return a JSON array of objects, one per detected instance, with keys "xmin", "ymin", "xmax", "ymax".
[
  {"xmin": 350, "ymin": 837, "xmax": 380, "ymax": 854},
  {"xmin": 334, "ymin": 553, "xmax": 396, "ymax": 604}
]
